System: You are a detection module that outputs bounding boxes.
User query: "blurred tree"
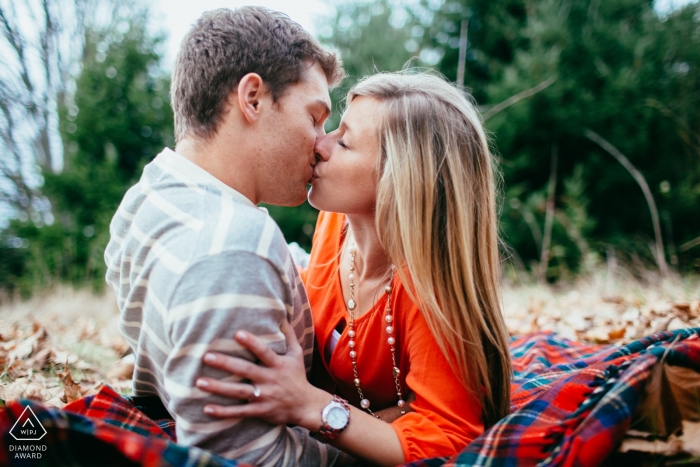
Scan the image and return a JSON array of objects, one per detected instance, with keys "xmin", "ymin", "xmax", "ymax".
[
  {"xmin": 2, "ymin": 6, "xmax": 172, "ymax": 295},
  {"xmin": 318, "ymin": 0, "xmax": 700, "ymax": 277},
  {"xmin": 0, "ymin": 0, "xmax": 92, "ymax": 219},
  {"xmin": 4, "ymin": 0, "xmax": 699, "ymax": 297},
  {"xmin": 466, "ymin": 0, "xmax": 700, "ymax": 274},
  {"xmin": 319, "ymin": 0, "xmax": 435, "ymax": 127}
]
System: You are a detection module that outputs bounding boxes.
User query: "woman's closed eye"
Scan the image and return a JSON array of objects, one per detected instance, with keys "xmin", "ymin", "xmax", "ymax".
[{"xmin": 338, "ymin": 139, "xmax": 348, "ymax": 148}]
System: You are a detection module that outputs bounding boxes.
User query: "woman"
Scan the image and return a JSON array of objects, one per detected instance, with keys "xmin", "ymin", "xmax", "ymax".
[{"xmin": 195, "ymin": 71, "xmax": 512, "ymax": 465}]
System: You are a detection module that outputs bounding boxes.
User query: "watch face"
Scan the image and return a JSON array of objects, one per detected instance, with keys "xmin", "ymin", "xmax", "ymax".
[{"xmin": 327, "ymin": 406, "xmax": 348, "ymax": 429}]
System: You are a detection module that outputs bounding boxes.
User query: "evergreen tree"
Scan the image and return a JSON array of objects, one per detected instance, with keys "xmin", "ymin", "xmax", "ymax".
[{"xmin": 318, "ymin": 0, "xmax": 700, "ymax": 276}]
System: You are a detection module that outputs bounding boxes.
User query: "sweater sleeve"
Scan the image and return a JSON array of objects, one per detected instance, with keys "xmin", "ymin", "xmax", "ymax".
[
  {"xmin": 390, "ymin": 307, "xmax": 484, "ymax": 462},
  {"xmin": 163, "ymin": 250, "xmax": 338, "ymax": 466}
]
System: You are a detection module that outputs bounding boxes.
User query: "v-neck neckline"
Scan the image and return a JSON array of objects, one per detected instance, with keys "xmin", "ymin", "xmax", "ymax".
[
  {"xmin": 333, "ymin": 215, "xmax": 387, "ymax": 326},
  {"xmin": 325, "ymin": 216, "xmax": 389, "ymax": 367}
]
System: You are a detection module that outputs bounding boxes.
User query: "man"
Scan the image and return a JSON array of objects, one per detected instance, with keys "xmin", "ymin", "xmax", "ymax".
[{"xmin": 104, "ymin": 7, "xmax": 344, "ymax": 465}]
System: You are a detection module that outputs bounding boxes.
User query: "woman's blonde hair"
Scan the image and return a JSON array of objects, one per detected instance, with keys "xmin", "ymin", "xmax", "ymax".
[{"xmin": 349, "ymin": 71, "xmax": 512, "ymax": 427}]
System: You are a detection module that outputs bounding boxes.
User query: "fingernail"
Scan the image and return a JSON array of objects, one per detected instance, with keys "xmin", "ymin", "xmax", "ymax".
[
  {"xmin": 236, "ymin": 331, "xmax": 247, "ymax": 341},
  {"xmin": 204, "ymin": 406, "xmax": 214, "ymax": 414},
  {"xmin": 204, "ymin": 353, "xmax": 216, "ymax": 363},
  {"xmin": 196, "ymin": 378, "xmax": 209, "ymax": 388}
]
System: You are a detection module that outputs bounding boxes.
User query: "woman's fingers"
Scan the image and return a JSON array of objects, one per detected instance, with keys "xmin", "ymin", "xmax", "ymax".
[
  {"xmin": 280, "ymin": 319, "xmax": 303, "ymax": 359},
  {"xmin": 197, "ymin": 321, "xmax": 317, "ymax": 427},
  {"xmin": 196, "ymin": 378, "xmax": 258, "ymax": 400},
  {"xmin": 234, "ymin": 330, "xmax": 280, "ymax": 367},
  {"xmin": 202, "ymin": 352, "xmax": 265, "ymax": 381}
]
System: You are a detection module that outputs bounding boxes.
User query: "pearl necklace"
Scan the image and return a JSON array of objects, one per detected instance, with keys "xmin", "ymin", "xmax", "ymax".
[{"xmin": 346, "ymin": 242, "xmax": 406, "ymax": 416}]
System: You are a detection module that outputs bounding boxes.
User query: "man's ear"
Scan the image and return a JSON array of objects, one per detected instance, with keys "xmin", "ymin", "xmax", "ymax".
[{"xmin": 236, "ymin": 73, "xmax": 267, "ymax": 123}]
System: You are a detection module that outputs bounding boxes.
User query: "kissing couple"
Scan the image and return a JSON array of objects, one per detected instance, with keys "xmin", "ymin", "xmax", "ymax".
[{"xmin": 106, "ymin": 6, "xmax": 512, "ymax": 466}]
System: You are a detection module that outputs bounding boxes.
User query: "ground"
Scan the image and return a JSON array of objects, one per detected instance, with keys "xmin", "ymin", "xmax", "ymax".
[{"xmin": 0, "ymin": 268, "xmax": 698, "ymax": 459}]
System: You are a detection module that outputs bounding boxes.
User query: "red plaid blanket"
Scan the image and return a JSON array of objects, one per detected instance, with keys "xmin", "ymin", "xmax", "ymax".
[
  {"xmin": 407, "ymin": 328, "xmax": 700, "ymax": 467},
  {"xmin": 0, "ymin": 383, "xmax": 248, "ymax": 467},
  {"xmin": 1, "ymin": 328, "xmax": 698, "ymax": 467}
]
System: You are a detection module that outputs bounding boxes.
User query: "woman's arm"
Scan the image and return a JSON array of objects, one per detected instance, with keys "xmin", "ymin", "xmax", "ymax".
[{"xmin": 196, "ymin": 320, "xmax": 405, "ymax": 467}]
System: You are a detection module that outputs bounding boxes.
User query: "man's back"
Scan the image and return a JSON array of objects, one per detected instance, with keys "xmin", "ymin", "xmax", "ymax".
[{"xmin": 105, "ymin": 148, "xmax": 335, "ymax": 465}]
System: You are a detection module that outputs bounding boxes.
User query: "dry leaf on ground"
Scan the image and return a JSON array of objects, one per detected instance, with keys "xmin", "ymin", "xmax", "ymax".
[{"xmin": 58, "ymin": 365, "xmax": 82, "ymax": 404}]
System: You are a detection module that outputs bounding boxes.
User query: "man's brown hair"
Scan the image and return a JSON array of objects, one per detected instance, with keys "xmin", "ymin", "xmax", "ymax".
[{"xmin": 171, "ymin": 7, "xmax": 344, "ymax": 142}]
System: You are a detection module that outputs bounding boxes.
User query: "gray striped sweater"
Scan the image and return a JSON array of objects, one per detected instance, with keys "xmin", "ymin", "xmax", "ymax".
[{"xmin": 105, "ymin": 148, "xmax": 338, "ymax": 466}]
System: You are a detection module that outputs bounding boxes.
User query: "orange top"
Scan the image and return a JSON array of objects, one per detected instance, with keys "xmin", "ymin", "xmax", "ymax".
[{"xmin": 302, "ymin": 211, "xmax": 484, "ymax": 462}]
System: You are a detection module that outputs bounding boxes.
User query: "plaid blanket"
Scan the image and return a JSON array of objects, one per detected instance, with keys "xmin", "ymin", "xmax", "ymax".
[
  {"xmin": 0, "ymin": 383, "xmax": 248, "ymax": 467},
  {"xmin": 2, "ymin": 328, "xmax": 698, "ymax": 467}
]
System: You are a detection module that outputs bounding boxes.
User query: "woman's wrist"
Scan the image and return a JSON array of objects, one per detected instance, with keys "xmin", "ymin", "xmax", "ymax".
[{"xmin": 295, "ymin": 386, "xmax": 335, "ymax": 432}]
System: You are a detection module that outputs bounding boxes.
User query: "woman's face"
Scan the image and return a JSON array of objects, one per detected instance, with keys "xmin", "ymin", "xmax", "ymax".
[{"xmin": 308, "ymin": 96, "xmax": 381, "ymax": 215}]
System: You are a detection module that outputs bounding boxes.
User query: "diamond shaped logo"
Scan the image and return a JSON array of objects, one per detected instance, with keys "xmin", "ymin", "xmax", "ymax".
[{"xmin": 9, "ymin": 406, "xmax": 47, "ymax": 441}]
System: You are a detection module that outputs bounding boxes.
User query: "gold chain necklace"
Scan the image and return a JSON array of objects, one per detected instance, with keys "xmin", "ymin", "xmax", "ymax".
[{"xmin": 346, "ymin": 241, "xmax": 406, "ymax": 417}]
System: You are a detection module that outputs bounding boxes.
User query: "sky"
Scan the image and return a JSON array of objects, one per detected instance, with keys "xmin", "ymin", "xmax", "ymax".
[
  {"xmin": 151, "ymin": 0, "xmax": 697, "ymax": 70},
  {"xmin": 656, "ymin": 0, "xmax": 696, "ymax": 11},
  {"xmin": 152, "ymin": 0, "xmax": 337, "ymax": 69}
]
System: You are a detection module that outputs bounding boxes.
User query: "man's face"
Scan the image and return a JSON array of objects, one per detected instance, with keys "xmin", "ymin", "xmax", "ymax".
[{"xmin": 256, "ymin": 62, "xmax": 331, "ymax": 206}]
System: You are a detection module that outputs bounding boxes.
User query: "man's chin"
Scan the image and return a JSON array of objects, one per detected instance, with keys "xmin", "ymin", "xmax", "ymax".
[{"xmin": 261, "ymin": 189, "xmax": 308, "ymax": 207}]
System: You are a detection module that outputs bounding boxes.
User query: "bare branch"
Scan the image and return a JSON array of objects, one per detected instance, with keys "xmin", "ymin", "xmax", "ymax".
[
  {"xmin": 482, "ymin": 76, "xmax": 556, "ymax": 121},
  {"xmin": 584, "ymin": 129, "xmax": 669, "ymax": 276},
  {"xmin": 0, "ymin": 0, "xmax": 93, "ymax": 216},
  {"xmin": 646, "ymin": 98, "xmax": 700, "ymax": 157},
  {"xmin": 538, "ymin": 145, "xmax": 558, "ymax": 282},
  {"xmin": 679, "ymin": 236, "xmax": 700, "ymax": 253}
]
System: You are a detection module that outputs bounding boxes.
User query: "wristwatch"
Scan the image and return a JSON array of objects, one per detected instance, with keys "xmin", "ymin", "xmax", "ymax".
[{"xmin": 317, "ymin": 395, "xmax": 351, "ymax": 441}]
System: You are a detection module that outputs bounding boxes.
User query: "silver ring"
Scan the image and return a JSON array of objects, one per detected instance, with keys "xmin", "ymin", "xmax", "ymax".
[{"xmin": 251, "ymin": 384, "xmax": 261, "ymax": 399}]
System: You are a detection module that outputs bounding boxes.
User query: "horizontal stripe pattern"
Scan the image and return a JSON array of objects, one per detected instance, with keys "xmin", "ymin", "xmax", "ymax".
[{"xmin": 105, "ymin": 148, "xmax": 333, "ymax": 466}]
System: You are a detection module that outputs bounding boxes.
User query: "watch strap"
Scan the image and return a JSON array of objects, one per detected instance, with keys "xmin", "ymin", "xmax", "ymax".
[{"xmin": 317, "ymin": 395, "xmax": 351, "ymax": 441}]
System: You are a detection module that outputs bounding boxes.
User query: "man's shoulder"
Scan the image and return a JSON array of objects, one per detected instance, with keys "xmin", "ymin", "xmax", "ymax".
[
  {"xmin": 108, "ymin": 149, "xmax": 296, "ymax": 297},
  {"xmin": 133, "ymin": 156, "xmax": 288, "ymax": 262}
]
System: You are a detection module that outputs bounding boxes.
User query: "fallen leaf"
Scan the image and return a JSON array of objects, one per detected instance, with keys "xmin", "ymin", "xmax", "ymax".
[
  {"xmin": 59, "ymin": 365, "xmax": 82, "ymax": 404},
  {"xmin": 0, "ymin": 379, "xmax": 46, "ymax": 402},
  {"xmin": 106, "ymin": 354, "xmax": 135, "ymax": 381},
  {"xmin": 691, "ymin": 301, "xmax": 700, "ymax": 318},
  {"xmin": 107, "ymin": 338, "xmax": 131, "ymax": 356},
  {"xmin": 619, "ymin": 436, "xmax": 683, "ymax": 456},
  {"xmin": 587, "ymin": 327, "xmax": 612, "ymax": 344},
  {"xmin": 672, "ymin": 303, "xmax": 694, "ymax": 322},
  {"xmin": 681, "ymin": 420, "xmax": 700, "ymax": 456},
  {"xmin": 667, "ymin": 318, "xmax": 688, "ymax": 332},
  {"xmin": 80, "ymin": 381, "xmax": 104, "ymax": 398},
  {"xmin": 621, "ymin": 308, "xmax": 640, "ymax": 322},
  {"xmin": 44, "ymin": 395, "xmax": 65, "ymax": 409},
  {"xmin": 603, "ymin": 295, "xmax": 625, "ymax": 304},
  {"xmin": 7, "ymin": 326, "xmax": 47, "ymax": 362},
  {"xmin": 51, "ymin": 350, "xmax": 79, "ymax": 366},
  {"xmin": 24, "ymin": 346, "xmax": 52, "ymax": 369},
  {"xmin": 608, "ymin": 327, "xmax": 626, "ymax": 340}
]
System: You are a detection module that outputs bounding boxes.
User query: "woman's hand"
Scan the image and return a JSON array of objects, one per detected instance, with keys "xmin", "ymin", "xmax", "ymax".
[{"xmin": 195, "ymin": 320, "xmax": 330, "ymax": 430}]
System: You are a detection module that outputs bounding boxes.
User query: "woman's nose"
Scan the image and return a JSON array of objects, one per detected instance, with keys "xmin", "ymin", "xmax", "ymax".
[{"xmin": 314, "ymin": 133, "xmax": 332, "ymax": 162}]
